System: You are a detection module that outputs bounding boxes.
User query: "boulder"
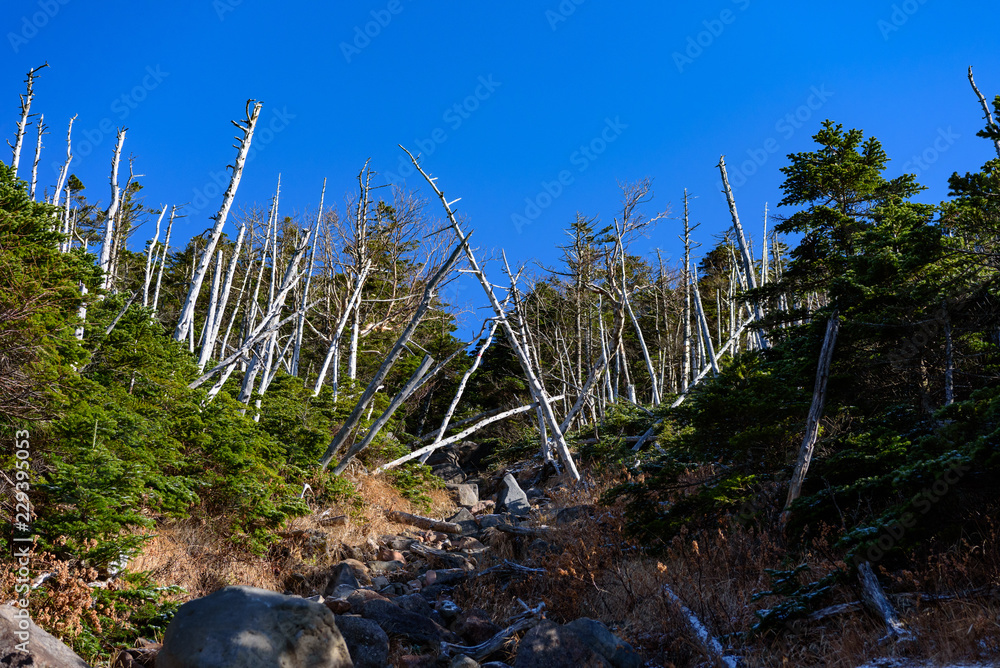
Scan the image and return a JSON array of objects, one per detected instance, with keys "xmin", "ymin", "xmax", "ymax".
[
  {"xmin": 450, "ymin": 656, "xmax": 480, "ymax": 668},
  {"xmin": 334, "ymin": 615, "xmax": 389, "ymax": 668},
  {"xmin": 451, "ymin": 608, "xmax": 500, "ymax": 645},
  {"xmin": 0, "ymin": 604, "xmax": 91, "ymax": 667},
  {"xmin": 360, "ymin": 599, "xmax": 456, "ymax": 644},
  {"xmin": 478, "ymin": 514, "xmax": 505, "ymax": 529},
  {"xmin": 562, "ymin": 618, "xmax": 642, "ymax": 668},
  {"xmin": 513, "ymin": 619, "xmax": 610, "ymax": 668},
  {"xmin": 393, "ymin": 593, "xmax": 435, "ymax": 619},
  {"xmin": 447, "ymin": 483, "xmax": 479, "ymax": 508},
  {"xmin": 497, "ymin": 474, "xmax": 531, "ymax": 518},
  {"xmin": 431, "ymin": 462, "xmax": 466, "ymax": 484},
  {"xmin": 366, "ymin": 560, "xmax": 406, "ymax": 574},
  {"xmin": 347, "ymin": 589, "xmax": 391, "ymax": 614},
  {"xmin": 447, "ymin": 508, "xmax": 480, "ymax": 534},
  {"xmin": 157, "ymin": 586, "xmax": 352, "ymax": 668},
  {"xmin": 556, "ymin": 505, "xmax": 597, "ymax": 525},
  {"xmin": 324, "ymin": 561, "xmax": 361, "ymax": 599}
]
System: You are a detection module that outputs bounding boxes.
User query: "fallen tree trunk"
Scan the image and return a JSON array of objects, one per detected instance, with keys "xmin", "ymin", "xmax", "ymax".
[
  {"xmin": 440, "ymin": 604, "xmax": 545, "ymax": 661},
  {"xmin": 661, "ymin": 585, "xmax": 737, "ymax": 668},
  {"xmin": 858, "ymin": 561, "xmax": 915, "ymax": 644},
  {"xmin": 384, "ymin": 510, "xmax": 462, "ymax": 535}
]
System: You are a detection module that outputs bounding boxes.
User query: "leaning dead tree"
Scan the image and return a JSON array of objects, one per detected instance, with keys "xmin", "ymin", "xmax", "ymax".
[
  {"xmin": 9, "ymin": 63, "xmax": 47, "ymax": 178},
  {"xmin": 98, "ymin": 129, "xmax": 127, "ymax": 291},
  {"xmin": 174, "ymin": 100, "xmax": 263, "ymax": 343},
  {"xmin": 968, "ymin": 66, "xmax": 1000, "ymax": 159},
  {"xmin": 318, "ymin": 240, "xmax": 465, "ymax": 473},
  {"xmin": 782, "ymin": 312, "xmax": 840, "ymax": 522},
  {"xmin": 401, "ymin": 145, "xmax": 581, "ymax": 481}
]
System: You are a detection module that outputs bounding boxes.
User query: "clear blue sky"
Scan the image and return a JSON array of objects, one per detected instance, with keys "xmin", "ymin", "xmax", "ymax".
[{"xmin": 3, "ymin": 0, "xmax": 999, "ymax": 326}]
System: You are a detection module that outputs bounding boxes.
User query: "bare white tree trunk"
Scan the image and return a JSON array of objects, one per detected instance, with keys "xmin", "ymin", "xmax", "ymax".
[
  {"xmin": 198, "ymin": 225, "xmax": 247, "ymax": 370},
  {"xmin": 197, "ymin": 250, "xmax": 225, "ymax": 370},
  {"xmin": 292, "ymin": 179, "xmax": 325, "ymax": 377},
  {"xmin": 313, "ymin": 261, "xmax": 372, "ymax": 397},
  {"xmin": 151, "ymin": 206, "xmax": 175, "ymax": 316},
  {"xmin": 719, "ymin": 156, "xmax": 768, "ymax": 349},
  {"xmin": 944, "ymin": 305, "xmax": 954, "ymax": 406},
  {"xmin": 29, "ymin": 114, "xmax": 45, "ymax": 200},
  {"xmin": 968, "ymin": 66, "xmax": 1000, "ymax": 159},
  {"xmin": 52, "ymin": 114, "xmax": 76, "ymax": 218},
  {"xmin": 142, "ymin": 205, "xmax": 168, "ymax": 307},
  {"xmin": 174, "ymin": 100, "xmax": 263, "ymax": 342},
  {"xmin": 10, "ymin": 64, "xmax": 47, "ymax": 178},
  {"xmin": 319, "ymin": 242, "xmax": 465, "ymax": 471},
  {"xmin": 402, "ymin": 147, "xmax": 581, "ymax": 481},
  {"xmin": 691, "ymin": 268, "xmax": 719, "ymax": 376},
  {"xmin": 782, "ymin": 313, "xmax": 840, "ymax": 521},
  {"xmin": 98, "ymin": 129, "xmax": 127, "ymax": 291}
]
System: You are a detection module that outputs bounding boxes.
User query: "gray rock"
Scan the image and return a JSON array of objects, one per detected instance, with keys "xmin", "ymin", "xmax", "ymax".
[
  {"xmin": 513, "ymin": 619, "xmax": 610, "ymax": 668},
  {"xmin": 432, "ymin": 461, "xmax": 466, "ymax": 484},
  {"xmin": 327, "ymin": 583, "xmax": 359, "ymax": 600},
  {"xmin": 371, "ymin": 575, "xmax": 390, "ymax": 590},
  {"xmin": 556, "ymin": 505, "xmax": 596, "ymax": 525},
  {"xmin": 450, "ymin": 655, "xmax": 480, "ymax": 668},
  {"xmin": 366, "ymin": 560, "xmax": 406, "ymax": 574},
  {"xmin": 347, "ymin": 589, "xmax": 391, "ymax": 614},
  {"xmin": 562, "ymin": 618, "xmax": 642, "ymax": 668},
  {"xmin": 478, "ymin": 514, "xmax": 505, "ymax": 529},
  {"xmin": 447, "ymin": 507, "xmax": 480, "ymax": 534},
  {"xmin": 394, "ymin": 593, "xmax": 435, "ymax": 619},
  {"xmin": 0, "ymin": 605, "xmax": 91, "ymax": 667},
  {"xmin": 436, "ymin": 599, "xmax": 462, "ymax": 624},
  {"xmin": 497, "ymin": 473, "xmax": 530, "ymax": 518},
  {"xmin": 335, "ymin": 615, "xmax": 389, "ymax": 668},
  {"xmin": 447, "ymin": 483, "xmax": 479, "ymax": 508},
  {"xmin": 158, "ymin": 586, "xmax": 352, "ymax": 668},
  {"xmin": 325, "ymin": 561, "xmax": 361, "ymax": 598},
  {"xmin": 451, "ymin": 608, "xmax": 500, "ymax": 645},
  {"xmin": 360, "ymin": 598, "xmax": 456, "ymax": 644}
]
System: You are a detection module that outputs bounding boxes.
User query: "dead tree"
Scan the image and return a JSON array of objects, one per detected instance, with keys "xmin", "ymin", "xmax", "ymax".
[
  {"xmin": 9, "ymin": 64, "xmax": 47, "ymax": 178},
  {"xmin": 318, "ymin": 241, "xmax": 465, "ymax": 471},
  {"xmin": 197, "ymin": 224, "xmax": 247, "ymax": 371},
  {"xmin": 98, "ymin": 129, "xmax": 127, "ymax": 291},
  {"xmin": 141, "ymin": 205, "xmax": 168, "ymax": 307},
  {"xmin": 968, "ymin": 66, "xmax": 1000, "ymax": 159},
  {"xmin": 782, "ymin": 312, "xmax": 840, "ymax": 522},
  {"xmin": 174, "ymin": 100, "xmax": 263, "ymax": 343},
  {"xmin": 402, "ymin": 147, "xmax": 581, "ymax": 481},
  {"xmin": 291, "ymin": 179, "xmax": 325, "ymax": 377},
  {"xmin": 151, "ymin": 206, "xmax": 176, "ymax": 316},
  {"xmin": 52, "ymin": 114, "xmax": 76, "ymax": 218},
  {"xmin": 29, "ymin": 114, "xmax": 45, "ymax": 200}
]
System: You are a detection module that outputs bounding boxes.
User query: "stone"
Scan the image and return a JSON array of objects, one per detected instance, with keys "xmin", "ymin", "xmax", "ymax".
[
  {"xmin": 379, "ymin": 535, "xmax": 415, "ymax": 551},
  {"xmin": 513, "ymin": 619, "xmax": 610, "ymax": 668},
  {"xmin": 371, "ymin": 575, "xmax": 390, "ymax": 590},
  {"xmin": 347, "ymin": 589, "xmax": 391, "ymax": 613},
  {"xmin": 325, "ymin": 598, "xmax": 353, "ymax": 614},
  {"xmin": 327, "ymin": 583, "xmax": 359, "ymax": 600},
  {"xmin": 432, "ymin": 461, "xmax": 466, "ymax": 484},
  {"xmin": 451, "ymin": 536, "xmax": 487, "ymax": 552},
  {"xmin": 324, "ymin": 561, "xmax": 361, "ymax": 598},
  {"xmin": 556, "ymin": 505, "xmax": 597, "ymax": 525},
  {"xmin": 450, "ymin": 655, "xmax": 480, "ymax": 668},
  {"xmin": 360, "ymin": 598, "xmax": 456, "ymax": 644},
  {"xmin": 0, "ymin": 604, "xmax": 91, "ymax": 667},
  {"xmin": 447, "ymin": 508, "xmax": 479, "ymax": 534},
  {"xmin": 497, "ymin": 473, "xmax": 531, "ymax": 518},
  {"xmin": 478, "ymin": 514, "xmax": 505, "ymax": 529},
  {"xmin": 451, "ymin": 608, "xmax": 500, "ymax": 645},
  {"xmin": 562, "ymin": 618, "xmax": 642, "ymax": 668},
  {"xmin": 470, "ymin": 500, "xmax": 496, "ymax": 515},
  {"xmin": 157, "ymin": 586, "xmax": 352, "ymax": 668},
  {"xmin": 394, "ymin": 593, "xmax": 441, "ymax": 624},
  {"xmin": 377, "ymin": 547, "xmax": 405, "ymax": 563},
  {"xmin": 334, "ymin": 615, "xmax": 389, "ymax": 668},
  {"xmin": 367, "ymin": 560, "xmax": 406, "ymax": 573},
  {"xmin": 379, "ymin": 582, "xmax": 410, "ymax": 597},
  {"xmin": 447, "ymin": 483, "xmax": 479, "ymax": 508},
  {"xmin": 436, "ymin": 599, "xmax": 462, "ymax": 624}
]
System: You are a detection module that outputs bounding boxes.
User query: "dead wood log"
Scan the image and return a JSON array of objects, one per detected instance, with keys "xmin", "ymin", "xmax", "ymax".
[
  {"xmin": 857, "ymin": 561, "xmax": 915, "ymax": 644},
  {"xmin": 440, "ymin": 603, "xmax": 545, "ymax": 661},
  {"xmin": 384, "ymin": 509, "xmax": 462, "ymax": 534},
  {"xmin": 661, "ymin": 585, "xmax": 737, "ymax": 668}
]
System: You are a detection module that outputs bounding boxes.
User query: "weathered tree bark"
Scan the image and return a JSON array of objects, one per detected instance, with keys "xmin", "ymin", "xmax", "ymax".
[
  {"xmin": 691, "ymin": 268, "xmax": 719, "ymax": 376},
  {"xmin": 198, "ymin": 225, "xmax": 246, "ymax": 370},
  {"xmin": 174, "ymin": 100, "xmax": 262, "ymax": 343},
  {"xmin": 98, "ymin": 129, "xmax": 127, "ymax": 291},
  {"xmin": 661, "ymin": 585, "xmax": 736, "ymax": 668},
  {"xmin": 401, "ymin": 147, "xmax": 581, "ymax": 481},
  {"xmin": 384, "ymin": 510, "xmax": 462, "ymax": 534},
  {"xmin": 313, "ymin": 260, "xmax": 372, "ymax": 397},
  {"xmin": 968, "ymin": 66, "xmax": 1000, "ymax": 159},
  {"xmin": 375, "ymin": 397, "xmax": 564, "ymax": 473},
  {"xmin": 10, "ymin": 64, "xmax": 47, "ymax": 178},
  {"xmin": 151, "ymin": 206, "xmax": 175, "ymax": 316},
  {"xmin": 52, "ymin": 114, "xmax": 76, "ymax": 215},
  {"xmin": 719, "ymin": 156, "xmax": 768, "ymax": 350},
  {"xmin": 197, "ymin": 250, "xmax": 224, "ymax": 371},
  {"xmin": 29, "ymin": 114, "xmax": 45, "ymax": 201},
  {"xmin": 857, "ymin": 561, "xmax": 915, "ymax": 643},
  {"xmin": 782, "ymin": 313, "xmax": 840, "ymax": 521},
  {"xmin": 141, "ymin": 205, "xmax": 168, "ymax": 307},
  {"xmin": 291, "ymin": 179, "xmax": 325, "ymax": 377},
  {"xmin": 318, "ymin": 241, "xmax": 465, "ymax": 470}
]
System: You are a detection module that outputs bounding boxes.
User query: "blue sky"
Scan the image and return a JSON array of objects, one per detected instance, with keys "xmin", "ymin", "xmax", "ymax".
[{"xmin": 3, "ymin": 0, "xmax": 999, "ymax": 326}]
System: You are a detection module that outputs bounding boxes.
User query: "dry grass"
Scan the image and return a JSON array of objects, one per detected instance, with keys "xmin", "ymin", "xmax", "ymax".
[{"xmin": 454, "ymin": 465, "xmax": 1000, "ymax": 668}]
